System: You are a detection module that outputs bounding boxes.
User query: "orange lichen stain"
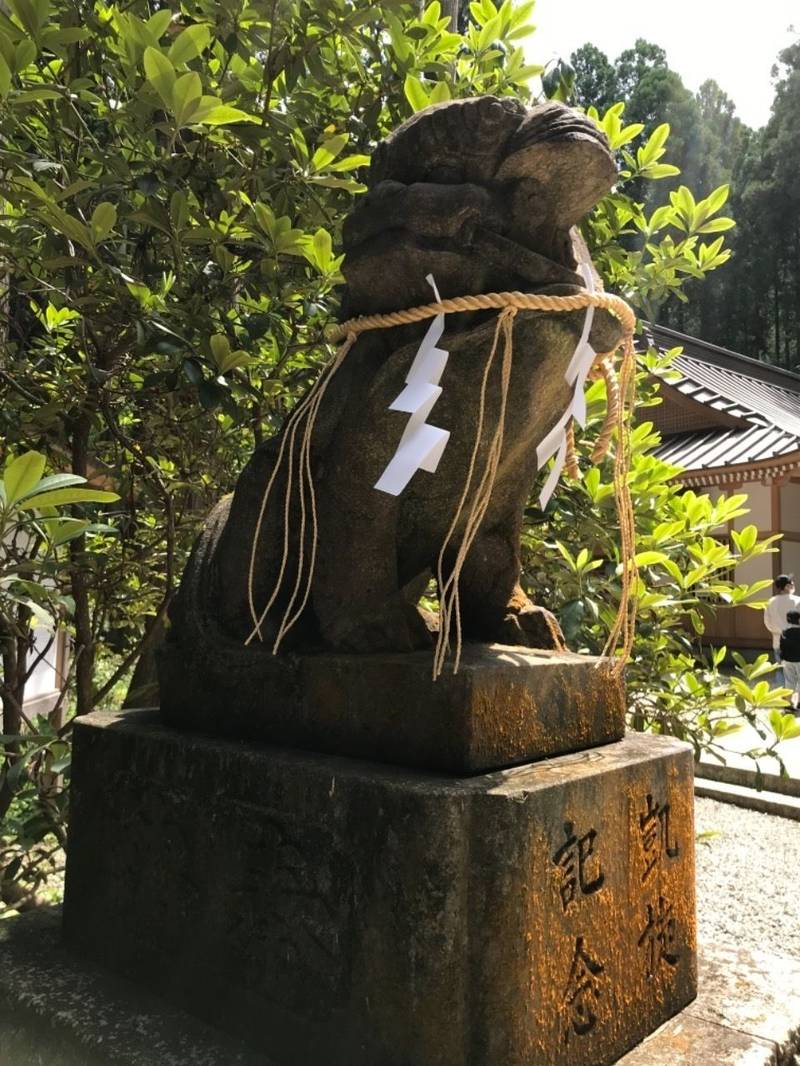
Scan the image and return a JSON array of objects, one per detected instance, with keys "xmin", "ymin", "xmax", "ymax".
[
  {"xmin": 488, "ymin": 740, "xmax": 696, "ymax": 1064},
  {"xmin": 471, "ymin": 659, "xmax": 627, "ymax": 772}
]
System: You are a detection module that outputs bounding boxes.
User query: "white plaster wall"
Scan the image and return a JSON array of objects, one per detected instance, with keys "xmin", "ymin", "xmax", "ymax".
[
  {"xmin": 735, "ymin": 546, "xmax": 773, "ymax": 593},
  {"xmin": 24, "ymin": 627, "xmax": 60, "ymax": 701},
  {"xmin": 732, "ymin": 481, "xmax": 770, "ymax": 532},
  {"xmin": 736, "ymin": 481, "xmax": 770, "ymax": 588},
  {"xmin": 2, "ymin": 530, "xmax": 64, "ymax": 710},
  {"xmin": 781, "ymin": 540, "xmax": 800, "ymax": 583},
  {"xmin": 781, "ymin": 482, "xmax": 800, "ymax": 532}
]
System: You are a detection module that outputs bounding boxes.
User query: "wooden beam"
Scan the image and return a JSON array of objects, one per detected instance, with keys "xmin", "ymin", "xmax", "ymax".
[
  {"xmin": 729, "ymin": 516, "xmax": 738, "ymax": 642},
  {"xmin": 772, "ymin": 481, "xmax": 782, "ymax": 580},
  {"xmin": 676, "ymin": 449, "xmax": 800, "ymax": 487}
]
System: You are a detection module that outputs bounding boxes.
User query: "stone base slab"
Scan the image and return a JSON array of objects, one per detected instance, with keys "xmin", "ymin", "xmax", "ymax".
[
  {"xmin": 158, "ymin": 642, "xmax": 625, "ymax": 773},
  {"xmin": 4, "ymin": 913, "xmax": 791, "ymax": 1066},
  {"xmin": 63, "ymin": 709, "xmax": 696, "ymax": 1066},
  {"xmin": 619, "ymin": 942, "xmax": 800, "ymax": 1065},
  {"xmin": 0, "ymin": 909, "xmax": 263, "ymax": 1066}
]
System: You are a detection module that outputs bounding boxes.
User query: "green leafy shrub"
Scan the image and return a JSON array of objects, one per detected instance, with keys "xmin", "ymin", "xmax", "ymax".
[
  {"xmin": 521, "ymin": 108, "xmax": 793, "ymax": 766},
  {"xmin": 521, "ymin": 374, "xmax": 792, "ymax": 767},
  {"xmin": 0, "ymin": 0, "xmax": 547, "ymax": 911},
  {"xmin": 1, "ymin": 451, "xmax": 117, "ymax": 908},
  {"xmin": 0, "ymin": 0, "xmax": 783, "ymax": 911}
]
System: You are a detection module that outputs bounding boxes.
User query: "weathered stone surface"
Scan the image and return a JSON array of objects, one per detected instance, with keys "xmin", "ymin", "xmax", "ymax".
[
  {"xmin": 6, "ymin": 922, "xmax": 796, "ymax": 1066},
  {"xmin": 7, "ymin": 917, "xmax": 797, "ymax": 1066},
  {"xmin": 160, "ymin": 96, "xmax": 626, "ymax": 719},
  {"xmin": 690, "ymin": 943, "xmax": 800, "ymax": 1056},
  {"xmin": 0, "ymin": 909, "xmax": 266, "ymax": 1066},
  {"xmin": 63, "ymin": 710, "xmax": 696, "ymax": 1066},
  {"xmin": 159, "ymin": 644, "xmax": 625, "ymax": 773},
  {"xmin": 619, "ymin": 941, "xmax": 800, "ymax": 1065},
  {"xmin": 617, "ymin": 1012, "xmax": 777, "ymax": 1066}
]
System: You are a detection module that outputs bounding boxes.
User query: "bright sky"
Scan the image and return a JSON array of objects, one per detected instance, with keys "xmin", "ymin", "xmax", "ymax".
[{"xmin": 528, "ymin": 0, "xmax": 798, "ymax": 129}]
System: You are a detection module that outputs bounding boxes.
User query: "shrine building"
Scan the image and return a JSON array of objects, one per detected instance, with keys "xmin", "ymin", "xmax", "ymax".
[{"xmin": 649, "ymin": 324, "xmax": 800, "ymax": 651}]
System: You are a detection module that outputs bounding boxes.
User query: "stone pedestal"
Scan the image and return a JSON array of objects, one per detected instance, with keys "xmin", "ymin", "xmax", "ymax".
[
  {"xmin": 158, "ymin": 644, "xmax": 625, "ymax": 773},
  {"xmin": 63, "ymin": 707, "xmax": 696, "ymax": 1066}
]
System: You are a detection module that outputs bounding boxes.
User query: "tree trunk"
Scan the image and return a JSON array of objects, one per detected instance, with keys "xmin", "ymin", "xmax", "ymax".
[
  {"xmin": 70, "ymin": 410, "xmax": 95, "ymax": 716},
  {"xmin": 439, "ymin": 0, "xmax": 460, "ymax": 31},
  {"xmin": 0, "ymin": 611, "xmax": 27, "ymax": 822},
  {"xmin": 774, "ymin": 267, "xmax": 781, "ymax": 365}
]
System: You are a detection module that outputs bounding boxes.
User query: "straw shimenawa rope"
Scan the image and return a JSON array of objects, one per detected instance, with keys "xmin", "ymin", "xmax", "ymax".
[{"xmin": 245, "ymin": 289, "xmax": 638, "ymax": 677}]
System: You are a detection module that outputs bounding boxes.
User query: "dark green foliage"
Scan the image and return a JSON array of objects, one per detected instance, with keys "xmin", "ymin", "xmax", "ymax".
[
  {"xmin": 569, "ymin": 42, "xmax": 617, "ymax": 114},
  {"xmin": 0, "ymin": 0, "xmax": 779, "ymax": 914},
  {"xmin": 570, "ymin": 35, "xmax": 800, "ymax": 366},
  {"xmin": 667, "ymin": 43, "xmax": 800, "ymax": 367},
  {"xmin": 0, "ymin": 0, "xmax": 545, "ymax": 908},
  {"xmin": 0, "ymin": 0, "xmax": 542, "ymax": 727}
]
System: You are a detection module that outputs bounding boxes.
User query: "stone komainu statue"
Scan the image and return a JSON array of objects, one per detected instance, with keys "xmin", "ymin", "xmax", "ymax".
[{"xmin": 159, "ymin": 96, "xmax": 625, "ymax": 699}]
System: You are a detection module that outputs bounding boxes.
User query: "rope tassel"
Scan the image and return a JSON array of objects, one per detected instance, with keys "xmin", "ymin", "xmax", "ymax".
[
  {"xmin": 245, "ymin": 332, "xmax": 355, "ymax": 648},
  {"xmin": 433, "ymin": 307, "xmax": 516, "ymax": 679},
  {"xmin": 246, "ymin": 289, "xmax": 638, "ymax": 677}
]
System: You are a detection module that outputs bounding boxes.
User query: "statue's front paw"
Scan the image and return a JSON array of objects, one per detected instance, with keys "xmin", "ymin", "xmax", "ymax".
[
  {"xmin": 498, "ymin": 603, "xmax": 564, "ymax": 650},
  {"xmin": 324, "ymin": 602, "xmax": 433, "ymax": 654}
]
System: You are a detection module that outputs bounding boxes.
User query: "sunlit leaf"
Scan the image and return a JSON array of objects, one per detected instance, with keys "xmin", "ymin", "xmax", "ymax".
[{"xmin": 4, "ymin": 451, "xmax": 46, "ymax": 505}]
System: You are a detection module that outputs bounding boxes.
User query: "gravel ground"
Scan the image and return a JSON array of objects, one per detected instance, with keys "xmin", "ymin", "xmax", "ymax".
[{"xmin": 696, "ymin": 796, "xmax": 800, "ymax": 958}]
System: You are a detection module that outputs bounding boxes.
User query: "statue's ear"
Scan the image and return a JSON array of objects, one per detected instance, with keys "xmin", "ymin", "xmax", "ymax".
[{"xmin": 494, "ymin": 105, "xmax": 617, "ymax": 226}]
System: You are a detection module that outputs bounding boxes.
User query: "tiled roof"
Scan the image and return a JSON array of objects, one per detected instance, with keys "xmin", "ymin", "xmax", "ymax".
[
  {"xmin": 648, "ymin": 326, "xmax": 800, "ymax": 477},
  {"xmin": 656, "ymin": 423, "xmax": 800, "ymax": 470}
]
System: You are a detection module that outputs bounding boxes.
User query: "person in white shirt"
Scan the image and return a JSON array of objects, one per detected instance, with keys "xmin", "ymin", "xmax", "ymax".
[
  {"xmin": 779, "ymin": 610, "xmax": 800, "ymax": 710},
  {"xmin": 764, "ymin": 574, "xmax": 800, "ymax": 668}
]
